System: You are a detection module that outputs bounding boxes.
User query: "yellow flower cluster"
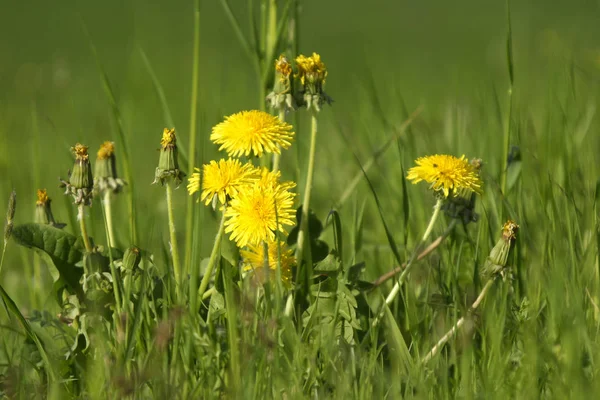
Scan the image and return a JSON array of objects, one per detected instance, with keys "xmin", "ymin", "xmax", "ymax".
[
  {"xmin": 295, "ymin": 52, "xmax": 327, "ymax": 85},
  {"xmin": 407, "ymin": 154, "xmax": 482, "ymax": 198},
  {"xmin": 188, "ymin": 108, "xmax": 299, "ymax": 285}
]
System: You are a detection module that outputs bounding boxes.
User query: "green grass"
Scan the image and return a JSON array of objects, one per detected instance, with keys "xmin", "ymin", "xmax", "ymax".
[{"xmin": 1, "ymin": 0, "xmax": 600, "ymax": 398}]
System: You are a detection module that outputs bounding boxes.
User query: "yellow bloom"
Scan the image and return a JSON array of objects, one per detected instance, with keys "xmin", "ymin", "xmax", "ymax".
[
  {"xmin": 160, "ymin": 128, "xmax": 177, "ymax": 149},
  {"xmin": 240, "ymin": 240, "xmax": 295, "ymax": 287},
  {"xmin": 224, "ymin": 174, "xmax": 296, "ymax": 248},
  {"xmin": 36, "ymin": 189, "xmax": 50, "ymax": 206},
  {"xmin": 187, "ymin": 159, "xmax": 258, "ymax": 206},
  {"xmin": 502, "ymin": 220, "xmax": 519, "ymax": 241},
  {"xmin": 275, "ymin": 54, "xmax": 292, "ymax": 82},
  {"xmin": 97, "ymin": 141, "xmax": 115, "ymax": 160},
  {"xmin": 71, "ymin": 143, "xmax": 89, "ymax": 161},
  {"xmin": 211, "ymin": 110, "xmax": 294, "ymax": 158},
  {"xmin": 295, "ymin": 52, "xmax": 327, "ymax": 85},
  {"xmin": 407, "ymin": 154, "xmax": 482, "ymax": 197}
]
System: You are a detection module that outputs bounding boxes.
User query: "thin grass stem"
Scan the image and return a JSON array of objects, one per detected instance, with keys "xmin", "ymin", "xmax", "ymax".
[
  {"xmin": 165, "ymin": 183, "xmax": 181, "ymax": 296},
  {"xmin": 196, "ymin": 210, "xmax": 227, "ymax": 311}
]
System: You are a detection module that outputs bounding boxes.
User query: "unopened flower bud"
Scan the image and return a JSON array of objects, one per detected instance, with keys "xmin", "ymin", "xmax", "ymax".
[
  {"xmin": 481, "ymin": 220, "xmax": 519, "ymax": 278},
  {"xmin": 122, "ymin": 246, "xmax": 141, "ymax": 273},
  {"xmin": 266, "ymin": 54, "xmax": 295, "ymax": 111},
  {"xmin": 35, "ymin": 189, "xmax": 65, "ymax": 228},
  {"xmin": 153, "ymin": 128, "xmax": 185, "ymax": 187},
  {"xmin": 94, "ymin": 141, "xmax": 126, "ymax": 195},
  {"xmin": 60, "ymin": 143, "xmax": 94, "ymax": 205},
  {"xmin": 295, "ymin": 52, "xmax": 332, "ymax": 112}
]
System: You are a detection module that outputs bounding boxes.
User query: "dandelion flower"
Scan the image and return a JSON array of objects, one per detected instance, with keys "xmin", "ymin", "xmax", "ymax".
[
  {"xmin": 275, "ymin": 54, "xmax": 292, "ymax": 82},
  {"xmin": 211, "ymin": 110, "xmax": 294, "ymax": 158},
  {"xmin": 295, "ymin": 53, "xmax": 327, "ymax": 86},
  {"xmin": 407, "ymin": 154, "xmax": 482, "ymax": 198},
  {"xmin": 225, "ymin": 175, "xmax": 296, "ymax": 248},
  {"xmin": 241, "ymin": 240, "xmax": 295, "ymax": 287},
  {"xmin": 187, "ymin": 159, "xmax": 258, "ymax": 206}
]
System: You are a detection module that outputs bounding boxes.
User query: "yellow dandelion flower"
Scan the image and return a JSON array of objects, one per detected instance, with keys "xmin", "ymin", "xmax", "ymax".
[
  {"xmin": 295, "ymin": 52, "xmax": 327, "ymax": 85},
  {"xmin": 211, "ymin": 110, "xmax": 294, "ymax": 158},
  {"xmin": 71, "ymin": 143, "xmax": 89, "ymax": 161},
  {"xmin": 224, "ymin": 177, "xmax": 296, "ymax": 248},
  {"xmin": 502, "ymin": 220, "xmax": 519, "ymax": 241},
  {"xmin": 241, "ymin": 240, "xmax": 295, "ymax": 287},
  {"xmin": 406, "ymin": 154, "xmax": 482, "ymax": 198},
  {"xmin": 187, "ymin": 159, "xmax": 258, "ymax": 206},
  {"xmin": 97, "ymin": 141, "xmax": 115, "ymax": 160},
  {"xmin": 275, "ymin": 54, "xmax": 292, "ymax": 82},
  {"xmin": 36, "ymin": 189, "xmax": 50, "ymax": 206},
  {"xmin": 160, "ymin": 128, "xmax": 177, "ymax": 149}
]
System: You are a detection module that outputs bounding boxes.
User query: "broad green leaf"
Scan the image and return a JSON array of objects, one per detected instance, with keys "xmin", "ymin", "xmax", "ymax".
[{"xmin": 12, "ymin": 223, "xmax": 84, "ymax": 297}]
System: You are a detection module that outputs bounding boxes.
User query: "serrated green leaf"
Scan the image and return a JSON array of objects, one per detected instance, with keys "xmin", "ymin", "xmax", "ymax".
[
  {"xmin": 12, "ymin": 223, "xmax": 84, "ymax": 297},
  {"xmin": 209, "ymin": 291, "xmax": 226, "ymax": 321},
  {"xmin": 314, "ymin": 254, "xmax": 341, "ymax": 274}
]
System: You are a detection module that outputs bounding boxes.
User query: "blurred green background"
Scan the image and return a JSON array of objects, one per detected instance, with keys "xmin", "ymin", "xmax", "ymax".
[{"xmin": 1, "ymin": 0, "xmax": 600, "ymax": 307}]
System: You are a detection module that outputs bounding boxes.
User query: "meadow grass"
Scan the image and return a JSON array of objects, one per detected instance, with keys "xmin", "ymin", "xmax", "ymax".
[{"xmin": 1, "ymin": 0, "xmax": 600, "ymax": 398}]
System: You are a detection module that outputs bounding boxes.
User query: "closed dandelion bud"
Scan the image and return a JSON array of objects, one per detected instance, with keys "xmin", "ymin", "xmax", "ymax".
[
  {"xmin": 35, "ymin": 189, "xmax": 65, "ymax": 228},
  {"xmin": 481, "ymin": 220, "xmax": 519, "ymax": 278},
  {"xmin": 94, "ymin": 141, "xmax": 126, "ymax": 194},
  {"xmin": 60, "ymin": 143, "xmax": 94, "ymax": 206},
  {"xmin": 153, "ymin": 128, "xmax": 185, "ymax": 187},
  {"xmin": 295, "ymin": 52, "xmax": 332, "ymax": 112},
  {"xmin": 266, "ymin": 54, "xmax": 295, "ymax": 111},
  {"xmin": 122, "ymin": 246, "xmax": 141, "ymax": 273}
]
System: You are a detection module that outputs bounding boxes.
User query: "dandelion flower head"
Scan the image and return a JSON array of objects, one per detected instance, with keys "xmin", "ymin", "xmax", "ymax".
[
  {"xmin": 295, "ymin": 52, "xmax": 327, "ymax": 85},
  {"xmin": 36, "ymin": 189, "xmax": 50, "ymax": 206},
  {"xmin": 406, "ymin": 154, "xmax": 482, "ymax": 198},
  {"xmin": 224, "ymin": 173, "xmax": 296, "ymax": 248},
  {"xmin": 187, "ymin": 159, "xmax": 258, "ymax": 206},
  {"xmin": 71, "ymin": 143, "xmax": 89, "ymax": 161},
  {"xmin": 211, "ymin": 110, "xmax": 294, "ymax": 158},
  {"xmin": 97, "ymin": 141, "xmax": 115, "ymax": 160},
  {"xmin": 241, "ymin": 240, "xmax": 295, "ymax": 287}
]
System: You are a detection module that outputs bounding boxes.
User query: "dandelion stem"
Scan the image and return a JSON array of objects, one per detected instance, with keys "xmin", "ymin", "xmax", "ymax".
[
  {"xmin": 165, "ymin": 183, "xmax": 182, "ymax": 294},
  {"xmin": 272, "ymin": 107, "xmax": 286, "ymax": 172},
  {"xmin": 100, "ymin": 199, "xmax": 121, "ymax": 315},
  {"xmin": 196, "ymin": 210, "xmax": 226, "ymax": 311},
  {"xmin": 421, "ymin": 278, "xmax": 495, "ymax": 364},
  {"xmin": 184, "ymin": 0, "xmax": 201, "ymax": 283},
  {"xmin": 373, "ymin": 198, "xmax": 444, "ymax": 327},
  {"xmin": 296, "ymin": 111, "xmax": 318, "ymax": 270},
  {"xmin": 222, "ymin": 255, "xmax": 241, "ymax": 395},
  {"xmin": 78, "ymin": 204, "xmax": 93, "ymax": 253},
  {"xmin": 103, "ymin": 191, "xmax": 116, "ymax": 248}
]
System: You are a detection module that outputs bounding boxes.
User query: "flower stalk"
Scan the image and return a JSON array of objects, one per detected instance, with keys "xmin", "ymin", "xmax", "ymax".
[{"xmin": 195, "ymin": 210, "xmax": 226, "ymax": 312}]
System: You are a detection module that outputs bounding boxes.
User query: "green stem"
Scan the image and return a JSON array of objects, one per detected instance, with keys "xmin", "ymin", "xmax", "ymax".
[
  {"xmin": 184, "ymin": 0, "xmax": 201, "ymax": 282},
  {"xmin": 421, "ymin": 278, "xmax": 496, "ymax": 364},
  {"xmin": 272, "ymin": 107, "xmax": 286, "ymax": 172},
  {"xmin": 195, "ymin": 210, "xmax": 226, "ymax": 312},
  {"xmin": 296, "ymin": 111, "xmax": 318, "ymax": 269},
  {"xmin": 501, "ymin": 0, "xmax": 514, "ymax": 198},
  {"xmin": 103, "ymin": 191, "xmax": 116, "ymax": 248},
  {"xmin": 373, "ymin": 198, "xmax": 444, "ymax": 327},
  {"xmin": 78, "ymin": 204, "xmax": 93, "ymax": 253},
  {"xmin": 100, "ymin": 197, "xmax": 122, "ymax": 315},
  {"xmin": 165, "ymin": 183, "xmax": 182, "ymax": 295},
  {"xmin": 222, "ymin": 255, "xmax": 241, "ymax": 395}
]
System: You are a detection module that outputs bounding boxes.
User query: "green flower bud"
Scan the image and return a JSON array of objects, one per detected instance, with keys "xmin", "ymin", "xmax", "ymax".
[
  {"xmin": 60, "ymin": 143, "xmax": 94, "ymax": 206},
  {"xmin": 295, "ymin": 52, "xmax": 332, "ymax": 112},
  {"xmin": 481, "ymin": 220, "xmax": 519, "ymax": 278},
  {"xmin": 94, "ymin": 141, "xmax": 126, "ymax": 195},
  {"xmin": 153, "ymin": 128, "xmax": 185, "ymax": 187},
  {"xmin": 35, "ymin": 189, "xmax": 65, "ymax": 228},
  {"xmin": 122, "ymin": 246, "xmax": 142, "ymax": 273},
  {"xmin": 266, "ymin": 54, "xmax": 295, "ymax": 111}
]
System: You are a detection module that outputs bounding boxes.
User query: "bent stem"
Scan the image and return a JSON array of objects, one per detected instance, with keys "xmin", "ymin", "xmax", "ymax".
[
  {"xmin": 421, "ymin": 278, "xmax": 496, "ymax": 364},
  {"xmin": 373, "ymin": 198, "xmax": 444, "ymax": 327},
  {"xmin": 78, "ymin": 204, "xmax": 93, "ymax": 253},
  {"xmin": 165, "ymin": 183, "xmax": 182, "ymax": 296},
  {"xmin": 103, "ymin": 191, "xmax": 116, "ymax": 248},
  {"xmin": 296, "ymin": 111, "xmax": 318, "ymax": 270},
  {"xmin": 372, "ymin": 219, "xmax": 458, "ymax": 288},
  {"xmin": 195, "ymin": 209, "xmax": 226, "ymax": 312}
]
